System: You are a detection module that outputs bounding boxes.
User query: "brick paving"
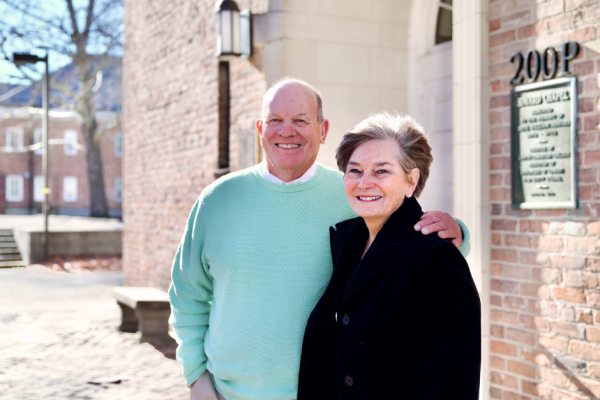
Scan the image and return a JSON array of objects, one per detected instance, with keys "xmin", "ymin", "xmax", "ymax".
[{"xmin": 0, "ymin": 266, "xmax": 188, "ymax": 400}]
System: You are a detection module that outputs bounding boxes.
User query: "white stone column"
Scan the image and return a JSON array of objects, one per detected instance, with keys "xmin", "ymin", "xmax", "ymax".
[{"xmin": 453, "ymin": 1, "xmax": 490, "ymax": 399}]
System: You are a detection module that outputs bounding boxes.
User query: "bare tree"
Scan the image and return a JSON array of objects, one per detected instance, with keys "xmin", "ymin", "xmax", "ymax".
[{"xmin": 0, "ymin": 0, "xmax": 123, "ymax": 217}]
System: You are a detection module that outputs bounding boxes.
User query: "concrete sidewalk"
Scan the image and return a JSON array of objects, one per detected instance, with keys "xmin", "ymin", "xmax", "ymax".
[
  {"xmin": 0, "ymin": 214, "xmax": 123, "ymax": 232},
  {"xmin": 0, "ymin": 266, "xmax": 188, "ymax": 400}
]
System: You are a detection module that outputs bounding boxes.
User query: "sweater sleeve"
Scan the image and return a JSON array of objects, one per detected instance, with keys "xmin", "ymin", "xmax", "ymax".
[
  {"xmin": 411, "ymin": 240, "xmax": 481, "ymax": 400},
  {"xmin": 168, "ymin": 197, "xmax": 214, "ymax": 387},
  {"xmin": 454, "ymin": 217, "xmax": 471, "ymax": 258}
]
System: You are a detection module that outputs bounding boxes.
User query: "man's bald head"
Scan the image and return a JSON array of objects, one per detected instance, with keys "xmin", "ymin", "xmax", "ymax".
[{"xmin": 260, "ymin": 77, "xmax": 324, "ymax": 123}]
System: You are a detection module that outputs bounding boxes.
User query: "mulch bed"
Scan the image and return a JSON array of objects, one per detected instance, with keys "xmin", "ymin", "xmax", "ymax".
[{"xmin": 32, "ymin": 256, "xmax": 122, "ymax": 273}]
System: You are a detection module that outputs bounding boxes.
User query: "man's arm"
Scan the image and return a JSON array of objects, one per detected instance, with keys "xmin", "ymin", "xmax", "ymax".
[
  {"xmin": 169, "ymin": 197, "xmax": 214, "ymax": 388},
  {"xmin": 414, "ymin": 211, "xmax": 471, "ymax": 257}
]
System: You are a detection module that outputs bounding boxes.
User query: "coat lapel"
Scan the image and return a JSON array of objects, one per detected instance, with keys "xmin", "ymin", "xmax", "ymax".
[{"xmin": 337, "ymin": 197, "xmax": 423, "ymax": 306}]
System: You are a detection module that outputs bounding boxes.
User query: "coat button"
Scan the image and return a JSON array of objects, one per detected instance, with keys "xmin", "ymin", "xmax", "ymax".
[
  {"xmin": 344, "ymin": 376, "xmax": 354, "ymax": 386},
  {"xmin": 342, "ymin": 314, "xmax": 350, "ymax": 326}
]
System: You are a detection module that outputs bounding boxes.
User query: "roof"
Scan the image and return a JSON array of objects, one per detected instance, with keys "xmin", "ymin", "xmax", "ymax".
[{"xmin": 0, "ymin": 56, "xmax": 121, "ymax": 112}]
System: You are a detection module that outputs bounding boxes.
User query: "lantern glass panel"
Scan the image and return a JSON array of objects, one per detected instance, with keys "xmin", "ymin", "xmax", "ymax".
[
  {"xmin": 221, "ymin": 10, "xmax": 232, "ymax": 53},
  {"xmin": 232, "ymin": 10, "xmax": 241, "ymax": 54}
]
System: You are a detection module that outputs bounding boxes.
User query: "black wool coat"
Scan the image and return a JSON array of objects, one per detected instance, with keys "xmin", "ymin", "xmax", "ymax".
[{"xmin": 297, "ymin": 197, "xmax": 481, "ymax": 400}]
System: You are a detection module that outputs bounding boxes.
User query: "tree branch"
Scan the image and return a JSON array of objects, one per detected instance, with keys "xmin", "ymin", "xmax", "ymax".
[{"xmin": 65, "ymin": 0, "xmax": 79, "ymax": 35}]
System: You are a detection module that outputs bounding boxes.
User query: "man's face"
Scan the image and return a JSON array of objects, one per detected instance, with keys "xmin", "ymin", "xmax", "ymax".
[{"xmin": 256, "ymin": 82, "xmax": 329, "ymax": 181}]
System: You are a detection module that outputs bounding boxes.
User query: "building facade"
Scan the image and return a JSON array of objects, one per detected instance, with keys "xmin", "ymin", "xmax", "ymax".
[
  {"xmin": 0, "ymin": 108, "xmax": 123, "ymax": 217},
  {"xmin": 123, "ymin": 0, "xmax": 600, "ymax": 398}
]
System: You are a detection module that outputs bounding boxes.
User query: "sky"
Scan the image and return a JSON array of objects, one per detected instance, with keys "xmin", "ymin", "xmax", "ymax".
[{"xmin": 0, "ymin": 0, "xmax": 122, "ymax": 85}]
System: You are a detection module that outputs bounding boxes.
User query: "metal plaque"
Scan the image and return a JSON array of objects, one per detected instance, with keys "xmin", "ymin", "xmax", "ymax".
[{"xmin": 511, "ymin": 77, "xmax": 578, "ymax": 209}]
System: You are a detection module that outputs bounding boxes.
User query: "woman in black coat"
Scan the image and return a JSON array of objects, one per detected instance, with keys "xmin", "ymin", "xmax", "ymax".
[{"xmin": 298, "ymin": 113, "xmax": 481, "ymax": 400}]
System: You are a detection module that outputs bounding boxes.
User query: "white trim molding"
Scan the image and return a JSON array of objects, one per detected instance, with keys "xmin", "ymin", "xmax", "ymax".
[{"xmin": 453, "ymin": 1, "xmax": 490, "ymax": 399}]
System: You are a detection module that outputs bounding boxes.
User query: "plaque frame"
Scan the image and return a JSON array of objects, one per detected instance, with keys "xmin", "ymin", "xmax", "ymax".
[{"xmin": 510, "ymin": 76, "xmax": 578, "ymax": 210}]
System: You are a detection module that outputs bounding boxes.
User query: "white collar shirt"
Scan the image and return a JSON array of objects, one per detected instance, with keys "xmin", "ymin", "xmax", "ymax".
[{"xmin": 260, "ymin": 159, "xmax": 318, "ymax": 185}]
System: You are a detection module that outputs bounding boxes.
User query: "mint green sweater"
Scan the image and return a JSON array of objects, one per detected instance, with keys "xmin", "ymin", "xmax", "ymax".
[{"xmin": 169, "ymin": 164, "xmax": 470, "ymax": 400}]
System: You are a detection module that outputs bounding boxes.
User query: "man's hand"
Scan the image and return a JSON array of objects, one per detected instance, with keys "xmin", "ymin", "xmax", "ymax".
[{"xmin": 414, "ymin": 211, "xmax": 463, "ymax": 248}]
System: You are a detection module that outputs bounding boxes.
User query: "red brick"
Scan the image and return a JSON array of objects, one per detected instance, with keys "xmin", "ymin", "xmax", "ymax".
[
  {"xmin": 579, "ymin": 97, "xmax": 595, "ymax": 113},
  {"xmin": 564, "ymin": 271, "xmax": 599, "ymax": 288},
  {"xmin": 552, "ymin": 321, "xmax": 580, "ymax": 338},
  {"xmin": 492, "ymin": 279, "xmax": 520, "ymax": 293},
  {"xmin": 492, "ymin": 324, "xmax": 505, "ymax": 338},
  {"xmin": 521, "ymin": 380, "xmax": 539, "ymax": 396},
  {"xmin": 586, "ymin": 326, "xmax": 600, "ymax": 343},
  {"xmin": 551, "ymin": 255, "xmax": 585, "ymax": 269},
  {"xmin": 560, "ymin": 306, "xmax": 576, "ymax": 321},
  {"xmin": 503, "ymin": 265, "xmax": 530, "ymax": 279},
  {"xmin": 584, "ymin": 116, "xmax": 600, "ymax": 132},
  {"xmin": 492, "ymin": 188, "xmax": 511, "ymax": 201},
  {"xmin": 520, "ymin": 315, "xmax": 550, "ymax": 332},
  {"xmin": 491, "ymin": 95, "xmax": 511, "ymax": 109},
  {"xmin": 522, "ymin": 347, "xmax": 551, "ymax": 365},
  {"xmin": 589, "ymin": 363, "xmax": 600, "ymax": 378},
  {"xmin": 583, "ymin": 76, "xmax": 600, "ymax": 94},
  {"xmin": 576, "ymin": 308, "xmax": 593, "ymax": 324},
  {"xmin": 491, "ymin": 127, "xmax": 510, "ymax": 141},
  {"xmin": 553, "ymin": 287, "xmax": 586, "ymax": 303},
  {"xmin": 578, "ymin": 168, "xmax": 597, "ymax": 183},
  {"xmin": 566, "ymin": 237, "xmax": 600, "ymax": 253},
  {"xmin": 589, "ymin": 222, "xmax": 600, "ymax": 235},
  {"xmin": 521, "ymin": 283, "xmax": 549, "ymax": 298},
  {"xmin": 505, "ymin": 235, "xmax": 532, "ymax": 248},
  {"xmin": 491, "ymin": 156, "xmax": 511, "ymax": 170},
  {"xmin": 548, "ymin": 10, "xmax": 583, "ymax": 30},
  {"xmin": 548, "ymin": 222, "xmax": 586, "ymax": 236},
  {"xmin": 493, "ymin": 219, "xmax": 518, "ymax": 231},
  {"xmin": 535, "ymin": 237, "xmax": 564, "ymax": 251},
  {"xmin": 541, "ymin": 300, "xmax": 556, "ymax": 317},
  {"xmin": 492, "ymin": 340, "xmax": 518, "ymax": 356},
  {"xmin": 492, "ymin": 294, "xmax": 503, "ymax": 306},
  {"xmin": 520, "ymin": 251, "xmax": 550, "ymax": 266},
  {"xmin": 490, "ymin": 30, "xmax": 516, "ymax": 48},
  {"xmin": 490, "ymin": 18, "xmax": 501, "ymax": 32},
  {"xmin": 506, "ymin": 327, "xmax": 536, "ymax": 345},
  {"xmin": 567, "ymin": 26, "xmax": 596, "ymax": 42},
  {"xmin": 505, "ymin": 296, "xmax": 526, "ymax": 310},
  {"xmin": 569, "ymin": 340, "xmax": 600, "ymax": 360},
  {"xmin": 491, "ymin": 355, "xmax": 506, "ymax": 370},
  {"xmin": 492, "ymin": 233, "xmax": 503, "ymax": 245},
  {"xmin": 491, "ymin": 370, "xmax": 518, "ymax": 389},
  {"xmin": 507, "ymin": 360, "xmax": 536, "ymax": 378},
  {"xmin": 588, "ymin": 257, "xmax": 600, "ymax": 272},
  {"xmin": 491, "ymin": 309, "xmax": 520, "ymax": 324},
  {"xmin": 566, "ymin": 0, "xmax": 598, "ymax": 10},
  {"xmin": 493, "ymin": 250, "xmax": 519, "ymax": 263},
  {"xmin": 539, "ymin": 367, "xmax": 570, "ymax": 389},
  {"xmin": 541, "ymin": 268, "xmax": 563, "ymax": 284},
  {"xmin": 518, "ymin": 21, "xmax": 548, "ymax": 39},
  {"xmin": 520, "ymin": 220, "xmax": 549, "ymax": 233},
  {"xmin": 539, "ymin": 334, "xmax": 569, "ymax": 352},
  {"xmin": 588, "ymin": 291, "xmax": 600, "ymax": 307},
  {"xmin": 492, "ymin": 263, "xmax": 503, "ymax": 276}
]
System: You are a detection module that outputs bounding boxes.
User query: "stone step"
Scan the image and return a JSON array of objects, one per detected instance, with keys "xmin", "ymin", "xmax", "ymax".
[
  {"xmin": 0, "ymin": 236, "xmax": 16, "ymax": 242},
  {"xmin": 0, "ymin": 260, "xmax": 26, "ymax": 268},
  {"xmin": 0, "ymin": 242, "xmax": 19, "ymax": 248},
  {"xmin": 0, "ymin": 248, "xmax": 19, "ymax": 254},
  {"xmin": 0, "ymin": 253, "xmax": 22, "ymax": 261}
]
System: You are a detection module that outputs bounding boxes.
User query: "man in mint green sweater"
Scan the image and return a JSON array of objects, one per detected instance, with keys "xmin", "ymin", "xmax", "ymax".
[{"xmin": 169, "ymin": 78, "xmax": 471, "ymax": 400}]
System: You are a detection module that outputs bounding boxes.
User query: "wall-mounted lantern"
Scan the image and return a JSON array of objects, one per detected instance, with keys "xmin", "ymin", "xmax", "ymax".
[
  {"xmin": 216, "ymin": 0, "xmax": 241, "ymax": 58},
  {"xmin": 215, "ymin": 0, "xmax": 252, "ymax": 59}
]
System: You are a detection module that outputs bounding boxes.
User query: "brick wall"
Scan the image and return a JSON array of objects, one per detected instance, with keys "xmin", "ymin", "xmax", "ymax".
[
  {"xmin": 122, "ymin": 0, "xmax": 267, "ymax": 290},
  {"xmin": 0, "ymin": 112, "xmax": 122, "ymax": 215},
  {"xmin": 489, "ymin": 1, "xmax": 600, "ymax": 399}
]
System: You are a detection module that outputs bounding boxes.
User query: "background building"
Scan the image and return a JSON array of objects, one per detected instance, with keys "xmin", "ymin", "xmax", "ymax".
[
  {"xmin": 0, "ymin": 60, "xmax": 123, "ymax": 217},
  {"xmin": 123, "ymin": 1, "xmax": 600, "ymax": 399}
]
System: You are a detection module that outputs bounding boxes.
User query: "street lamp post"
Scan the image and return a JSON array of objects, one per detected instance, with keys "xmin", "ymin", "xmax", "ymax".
[{"xmin": 11, "ymin": 52, "xmax": 50, "ymax": 260}]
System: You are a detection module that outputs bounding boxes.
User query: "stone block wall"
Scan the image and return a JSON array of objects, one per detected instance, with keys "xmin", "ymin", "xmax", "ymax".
[
  {"xmin": 122, "ymin": 0, "xmax": 267, "ymax": 290},
  {"xmin": 489, "ymin": 0, "xmax": 600, "ymax": 399}
]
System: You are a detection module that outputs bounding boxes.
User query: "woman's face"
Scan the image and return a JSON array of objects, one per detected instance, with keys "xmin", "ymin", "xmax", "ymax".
[{"xmin": 344, "ymin": 139, "xmax": 418, "ymax": 225}]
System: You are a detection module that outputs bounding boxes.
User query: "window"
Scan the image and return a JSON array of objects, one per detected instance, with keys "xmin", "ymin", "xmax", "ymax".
[
  {"xmin": 114, "ymin": 177, "xmax": 123, "ymax": 202},
  {"xmin": 114, "ymin": 132, "xmax": 123, "ymax": 157},
  {"xmin": 64, "ymin": 130, "xmax": 78, "ymax": 156},
  {"xmin": 34, "ymin": 176, "xmax": 44, "ymax": 202},
  {"xmin": 63, "ymin": 176, "xmax": 78, "ymax": 202},
  {"xmin": 6, "ymin": 127, "xmax": 23, "ymax": 151},
  {"xmin": 34, "ymin": 128, "xmax": 44, "ymax": 155},
  {"xmin": 5, "ymin": 175, "xmax": 23, "ymax": 202},
  {"xmin": 435, "ymin": 0, "xmax": 453, "ymax": 45}
]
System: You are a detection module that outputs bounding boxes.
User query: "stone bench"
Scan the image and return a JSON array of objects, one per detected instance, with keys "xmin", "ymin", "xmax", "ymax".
[{"xmin": 112, "ymin": 286, "xmax": 176, "ymax": 347}]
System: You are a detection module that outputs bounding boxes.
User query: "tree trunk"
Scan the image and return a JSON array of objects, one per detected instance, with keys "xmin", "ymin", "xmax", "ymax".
[{"xmin": 83, "ymin": 120, "xmax": 109, "ymax": 218}]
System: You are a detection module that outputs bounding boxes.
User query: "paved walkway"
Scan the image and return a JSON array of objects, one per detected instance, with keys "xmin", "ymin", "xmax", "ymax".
[
  {"xmin": 0, "ymin": 266, "xmax": 188, "ymax": 400},
  {"xmin": 0, "ymin": 214, "xmax": 123, "ymax": 232}
]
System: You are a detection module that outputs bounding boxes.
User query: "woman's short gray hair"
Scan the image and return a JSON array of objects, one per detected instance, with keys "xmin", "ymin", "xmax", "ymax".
[{"xmin": 335, "ymin": 112, "xmax": 433, "ymax": 198}]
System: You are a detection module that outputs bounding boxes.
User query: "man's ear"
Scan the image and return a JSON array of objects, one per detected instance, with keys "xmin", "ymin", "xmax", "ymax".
[
  {"xmin": 320, "ymin": 119, "xmax": 329, "ymax": 144},
  {"xmin": 256, "ymin": 119, "xmax": 264, "ymax": 138}
]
